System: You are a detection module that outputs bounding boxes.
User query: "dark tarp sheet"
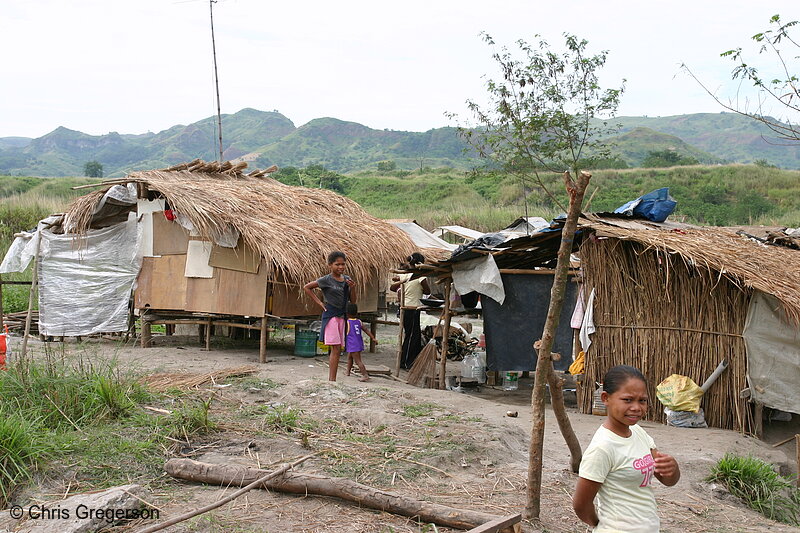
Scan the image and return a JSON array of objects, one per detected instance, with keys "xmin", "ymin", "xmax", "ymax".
[{"xmin": 482, "ymin": 273, "xmax": 578, "ymax": 372}]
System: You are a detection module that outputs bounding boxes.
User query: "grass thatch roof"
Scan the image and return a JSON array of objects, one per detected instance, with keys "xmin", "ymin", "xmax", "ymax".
[
  {"xmin": 64, "ymin": 160, "xmax": 416, "ymax": 286},
  {"xmin": 582, "ymin": 217, "xmax": 800, "ymax": 324}
]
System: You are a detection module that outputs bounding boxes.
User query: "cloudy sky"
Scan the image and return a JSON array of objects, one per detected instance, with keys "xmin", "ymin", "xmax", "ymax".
[{"xmin": 2, "ymin": 0, "xmax": 798, "ymax": 138}]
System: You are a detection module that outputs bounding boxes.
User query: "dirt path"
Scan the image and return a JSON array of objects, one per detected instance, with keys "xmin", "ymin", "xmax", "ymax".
[{"xmin": 13, "ymin": 326, "xmax": 798, "ymax": 532}]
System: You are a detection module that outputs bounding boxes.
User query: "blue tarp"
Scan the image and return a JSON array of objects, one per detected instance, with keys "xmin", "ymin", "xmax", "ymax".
[{"xmin": 614, "ymin": 187, "xmax": 677, "ymax": 223}]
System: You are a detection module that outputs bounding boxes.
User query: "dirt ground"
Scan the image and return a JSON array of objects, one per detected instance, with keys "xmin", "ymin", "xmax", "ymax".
[{"xmin": 5, "ymin": 323, "xmax": 800, "ymax": 533}]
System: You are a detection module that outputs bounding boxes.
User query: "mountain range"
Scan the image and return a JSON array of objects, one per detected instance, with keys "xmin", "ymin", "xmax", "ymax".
[{"xmin": 1, "ymin": 108, "xmax": 799, "ymax": 177}]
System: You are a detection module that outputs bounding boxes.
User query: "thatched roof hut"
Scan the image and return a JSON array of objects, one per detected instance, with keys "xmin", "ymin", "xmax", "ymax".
[
  {"xmin": 65, "ymin": 160, "xmax": 415, "ymax": 288},
  {"xmin": 578, "ymin": 215, "xmax": 800, "ymax": 434},
  {"xmin": 400, "ymin": 213, "xmax": 800, "ymax": 434}
]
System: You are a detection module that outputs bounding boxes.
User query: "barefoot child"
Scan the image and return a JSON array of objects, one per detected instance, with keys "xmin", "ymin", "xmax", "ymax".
[
  {"xmin": 344, "ymin": 303, "xmax": 378, "ymax": 381},
  {"xmin": 303, "ymin": 251, "xmax": 356, "ymax": 381},
  {"xmin": 573, "ymin": 365, "xmax": 680, "ymax": 532}
]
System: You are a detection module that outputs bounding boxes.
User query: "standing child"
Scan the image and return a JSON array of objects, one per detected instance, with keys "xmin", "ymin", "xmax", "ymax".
[
  {"xmin": 344, "ymin": 303, "xmax": 378, "ymax": 381},
  {"xmin": 303, "ymin": 251, "xmax": 356, "ymax": 381},
  {"xmin": 573, "ymin": 365, "xmax": 680, "ymax": 533}
]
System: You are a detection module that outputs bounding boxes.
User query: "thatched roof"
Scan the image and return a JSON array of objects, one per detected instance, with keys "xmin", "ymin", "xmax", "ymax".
[
  {"xmin": 582, "ymin": 216, "xmax": 800, "ymax": 324},
  {"xmin": 64, "ymin": 160, "xmax": 416, "ymax": 285}
]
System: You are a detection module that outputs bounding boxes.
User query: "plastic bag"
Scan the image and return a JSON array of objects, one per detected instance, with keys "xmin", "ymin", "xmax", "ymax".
[
  {"xmin": 664, "ymin": 407, "xmax": 708, "ymax": 428},
  {"xmin": 656, "ymin": 374, "xmax": 703, "ymax": 413},
  {"xmin": 614, "ymin": 187, "xmax": 677, "ymax": 222}
]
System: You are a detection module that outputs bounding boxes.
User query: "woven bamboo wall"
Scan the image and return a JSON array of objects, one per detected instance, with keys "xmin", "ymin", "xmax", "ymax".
[{"xmin": 578, "ymin": 237, "xmax": 753, "ymax": 433}]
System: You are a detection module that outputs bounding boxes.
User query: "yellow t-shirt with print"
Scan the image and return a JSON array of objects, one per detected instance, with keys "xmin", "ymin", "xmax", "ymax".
[{"xmin": 578, "ymin": 424, "xmax": 659, "ymax": 533}]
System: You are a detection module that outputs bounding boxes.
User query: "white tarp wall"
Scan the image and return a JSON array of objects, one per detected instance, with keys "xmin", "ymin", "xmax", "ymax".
[
  {"xmin": 38, "ymin": 215, "xmax": 142, "ymax": 336},
  {"xmin": 743, "ymin": 291, "xmax": 800, "ymax": 414}
]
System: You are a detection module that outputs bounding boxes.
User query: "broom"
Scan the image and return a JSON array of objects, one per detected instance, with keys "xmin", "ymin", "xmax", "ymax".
[{"xmin": 407, "ymin": 341, "xmax": 439, "ymax": 387}]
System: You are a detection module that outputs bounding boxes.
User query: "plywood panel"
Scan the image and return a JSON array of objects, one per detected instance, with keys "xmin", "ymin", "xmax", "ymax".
[
  {"xmin": 185, "ymin": 241, "xmax": 214, "ymax": 278},
  {"xmin": 270, "ymin": 271, "xmax": 381, "ymax": 317},
  {"xmin": 271, "ymin": 277, "xmax": 318, "ymax": 317},
  {"xmin": 185, "ymin": 260, "xmax": 268, "ymax": 316},
  {"xmin": 152, "ymin": 212, "xmax": 189, "ymax": 255},
  {"xmin": 135, "ymin": 255, "xmax": 188, "ymax": 310},
  {"xmin": 209, "ymin": 240, "xmax": 260, "ymax": 273}
]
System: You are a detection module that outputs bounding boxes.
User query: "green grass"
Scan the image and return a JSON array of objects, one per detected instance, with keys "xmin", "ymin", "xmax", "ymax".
[
  {"xmin": 707, "ymin": 454, "xmax": 800, "ymax": 525},
  {"xmin": 401, "ymin": 402, "xmax": 440, "ymax": 418}
]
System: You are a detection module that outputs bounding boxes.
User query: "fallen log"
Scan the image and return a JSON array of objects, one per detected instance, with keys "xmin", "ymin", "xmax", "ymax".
[{"xmin": 165, "ymin": 458, "xmax": 515, "ymax": 531}]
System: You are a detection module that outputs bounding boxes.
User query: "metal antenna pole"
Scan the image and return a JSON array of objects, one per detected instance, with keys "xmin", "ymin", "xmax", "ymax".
[{"xmin": 210, "ymin": 0, "xmax": 223, "ymax": 162}]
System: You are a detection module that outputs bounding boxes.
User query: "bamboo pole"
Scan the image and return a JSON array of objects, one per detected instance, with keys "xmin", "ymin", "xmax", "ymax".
[
  {"xmin": 526, "ymin": 170, "xmax": 591, "ymax": 520},
  {"xmin": 21, "ymin": 231, "xmax": 43, "ymax": 359},
  {"xmin": 438, "ymin": 281, "xmax": 453, "ymax": 390}
]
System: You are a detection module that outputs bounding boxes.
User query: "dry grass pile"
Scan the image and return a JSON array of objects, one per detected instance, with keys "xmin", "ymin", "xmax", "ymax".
[
  {"xmin": 579, "ymin": 237, "xmax": 754, "ymax": 432},
  {"xmin": 63, "ymin": 160, "xmax": 416, "ymax": 288},
  {"xmin": 140, "ymin": 364, "xmax": 259, "ymax": 392}
]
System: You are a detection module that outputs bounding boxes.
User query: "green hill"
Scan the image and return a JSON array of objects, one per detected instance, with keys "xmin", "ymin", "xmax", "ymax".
[{"xmin": 2, "ymin": 109, "xmax": 800, "ymax": 177}]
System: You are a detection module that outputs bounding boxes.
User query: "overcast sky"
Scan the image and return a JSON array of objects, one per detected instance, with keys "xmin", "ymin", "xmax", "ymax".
[{"xmin": 2, "ymin": 0, "xmax": 798, "ymax": 138}]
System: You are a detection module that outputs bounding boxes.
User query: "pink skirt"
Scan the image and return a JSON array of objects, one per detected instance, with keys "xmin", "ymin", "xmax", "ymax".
[{"xmin": 323, "ymin": 316, "xmax": 345, "ymax": 346}]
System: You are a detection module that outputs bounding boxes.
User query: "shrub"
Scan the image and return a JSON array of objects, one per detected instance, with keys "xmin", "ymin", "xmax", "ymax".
[{"xmin": 707, "ymin": 454, "xmax": 800, "ymax": 525}]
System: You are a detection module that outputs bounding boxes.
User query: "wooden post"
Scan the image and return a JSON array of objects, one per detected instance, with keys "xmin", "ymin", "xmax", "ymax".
[
  {"xmin": 204, "ymin": 317, "xmax": 212, "ymax": 350},
  {"xmin": 438, "ymin": 281, "xmax": 453, "ymax": 390},
  {"xmin": 394, "ymin": 285, "xmax": 405, "ymax": 376},
  {"xmin": 753, "ymin": 402, "xmax": 764, "ymax": 439},
  {"xmin": 141, "ymin": 314, "xmax": 153, "ymax": 348},
  {"xmin": 796, "ymin": 435, "xmax": 800, "ymax": 488},
  {"xmin": 21, "ymin": 231, "xmax": 43, "ymax": 359},
  {"xmin": 369, "ymin": 319, "xmax": 377, "ymax": 353},
  {"xmin": 0, "ymin": 276, "xmax": 4, "ymax": 332},
  {"xmin": 259, "ymin": 317, "xmax": 269, "ymax": 363}
]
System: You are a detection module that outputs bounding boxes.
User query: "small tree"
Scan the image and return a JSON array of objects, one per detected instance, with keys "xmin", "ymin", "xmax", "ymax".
[
  {"xmin": 83, "ymin": 161, "xmax": 103, "ymax": 178},
  {"xmin": 376, "ymin": 160, "xmax": 397, "ymax": 172},
  {"xmin": 453, "ymin": 33, "xmax": 624, "ymax": 520},
  {"xmin": 683, "ymin": 14, "xmax": 800, "ymax": 143},
  {"xmin": 452, "ymin": 33, "xmax": 624, "ymax": 212}
]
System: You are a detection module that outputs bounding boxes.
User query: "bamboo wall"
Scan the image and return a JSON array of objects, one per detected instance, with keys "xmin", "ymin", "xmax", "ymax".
[{"xmin": 578, "ymin": 237, "xmax": 753, "ymax": 433}]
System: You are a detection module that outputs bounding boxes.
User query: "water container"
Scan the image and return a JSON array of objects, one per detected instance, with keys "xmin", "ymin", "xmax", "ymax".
[
  {"xmin": 294, "ymin": 329, "xmax": 318, "ymax": 357},
  {"xmin": 592, "ymin": 384, "xmax": 607, "ymax": 416},
  {"xmin": 502, "ymin": 371, "xmax": 519, "ymax": 391}
]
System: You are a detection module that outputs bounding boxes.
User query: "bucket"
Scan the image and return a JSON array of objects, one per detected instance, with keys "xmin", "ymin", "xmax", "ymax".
[
  {"xmin": 294, "ymin": 329, "xmax": 318, "ymax": 357},
  {"xmin": 316, "ymin": 341, "xmax": 330, "ymax": 355}
]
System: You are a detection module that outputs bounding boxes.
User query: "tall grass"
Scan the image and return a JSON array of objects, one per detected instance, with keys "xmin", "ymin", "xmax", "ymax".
[
  {"xmin": 707, "ymin": 454, "xmax": 800, "ymax": 525},
  {"xmin": 0, "ymin": 352, "xmax": 151, "ymax": 504}
]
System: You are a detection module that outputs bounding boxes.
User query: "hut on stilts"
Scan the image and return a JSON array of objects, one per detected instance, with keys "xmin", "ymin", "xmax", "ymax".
[{"xmin": 4, "ymin": 160, "xmax": 414, "ymax": 361}]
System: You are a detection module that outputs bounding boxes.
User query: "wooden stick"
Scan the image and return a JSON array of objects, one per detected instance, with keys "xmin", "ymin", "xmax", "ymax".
[
  {"xmin": 796, "ymin": 435, "xmax": 800, "ymax": 488},
  {"xmin": 464, "ymin": 514, "xmax": 522, "ymax": 533},
  {"xmin": 438, "ymin": 281, "xmax": 453, "ymax": 390},
  {"xmin": 21, "ymin": 231, "xmax": 43, "ymax": 359},
  {"xmin": 394, "ymin": 284, "xmax": 404, "ymax": 376},
  {"xmin": 164, "ymin": 458, "xmax": 509, "ymax": 530},
  {"xmin": 0, "ymin": 274, "xmax": 4, "ymax": 332},
  {"xmin": 772, "ymin": 434, "xmax": 797, "ymax": 448},
  {"xmin": 596, "ymin": 324, "xmax": 743, "ymax": 338},
  {"xmin": 137, "ymin": 453, "xmax": 318, "ymax": 533}
]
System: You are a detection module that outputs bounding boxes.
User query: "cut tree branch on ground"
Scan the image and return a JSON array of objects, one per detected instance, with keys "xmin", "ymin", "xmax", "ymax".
[
  {"xmin": 164, "ymin": 458, "xmax": 519, "ymax": 532},
  {"xmin": 135, "ymin": 453, "xmax": 318, "ymax": 533},
  {"xmin": 525, "ymin": 170, "xmax": 591, "ymax": 519}
]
